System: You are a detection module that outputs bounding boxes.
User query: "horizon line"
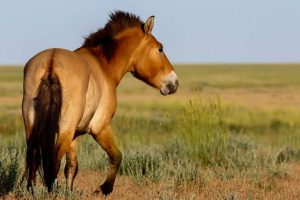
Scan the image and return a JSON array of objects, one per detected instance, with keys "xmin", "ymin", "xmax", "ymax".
[{"xmin": 1, "ymin": 62, "xmax": 300, "ymax": 67}]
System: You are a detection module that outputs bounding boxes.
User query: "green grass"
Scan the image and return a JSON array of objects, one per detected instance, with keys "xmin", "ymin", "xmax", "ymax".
[
  {"xmin": 0, "ymin": 96, "xmax": 291, "ymax": 198},
  {"xmin": 0, "ymin": 147, "xmax": 20, "ymax": 195},
  {"xmin": 0, "ymin": 66, "xmax": 23, "ymax": 82},
  {"xmin": 1, "ymin": 64, "xmax": 300, "ymax": 198},
  {"xmin": 173, "ymin": 64, "xmax": 300, "ymax": 90},
  {"xmin": 176, "ymin": 97, "xmax": 230, "ymax": 165}
]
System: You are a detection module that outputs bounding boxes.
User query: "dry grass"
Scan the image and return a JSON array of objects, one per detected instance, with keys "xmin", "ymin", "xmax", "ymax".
[
  {"xmin": 2, "ymin": 164, "xmax": 299, "ymax": 200},
  {"xmin": 1, "ymin": 64, "xmax": 300, "ymax": 199}
]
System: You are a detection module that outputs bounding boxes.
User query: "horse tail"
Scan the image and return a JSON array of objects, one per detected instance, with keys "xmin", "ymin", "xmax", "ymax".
[{"xmin": 25, "ymin": 72, "xmax": 62, "ymax": 191}]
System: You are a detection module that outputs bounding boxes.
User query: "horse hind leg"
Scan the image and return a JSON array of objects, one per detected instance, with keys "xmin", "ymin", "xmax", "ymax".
[
  {"xmin": 25, "ymin": 148, "xmax": 40, "ymax": 192},
  {"xmin": 54, "ymin": 129, "xmax": 78, "ymax": 189},
  {"xmin": 23, "ymin": 117, "xmax": 39, "ymax": 192},
  {"xmin": 64, "ymin": 139, "xmax": 78, "ymax": 191},
  {"xmin": 91, "ymin": 125, "xmax": 122, "ymax": 195},
  {"xmin": 22, "ymin": 100, "xmax": 38, "ymax": 191},
  {"xmin": 54, "ymin": 141, "xmax": 69, "ymax": 174}
]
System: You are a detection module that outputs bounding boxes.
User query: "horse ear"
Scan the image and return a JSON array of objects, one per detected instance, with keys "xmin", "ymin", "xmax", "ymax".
[{"xmin": 144, "ymin": 16, "xmax": 154, "ymax": 35}]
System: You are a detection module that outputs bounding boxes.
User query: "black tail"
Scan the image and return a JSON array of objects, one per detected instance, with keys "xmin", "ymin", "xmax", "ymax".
[{"xmin": 25, "ymin": 73, "xmax": 62, "ymax": 191}]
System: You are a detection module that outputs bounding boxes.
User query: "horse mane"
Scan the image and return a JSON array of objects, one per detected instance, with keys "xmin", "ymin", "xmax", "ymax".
[{"xmin": 82, "ymin": 11, "xmax": 143, "ymax": 59}]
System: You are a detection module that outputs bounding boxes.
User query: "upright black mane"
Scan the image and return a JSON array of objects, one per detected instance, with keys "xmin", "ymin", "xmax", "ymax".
[{"xmin": 83, "ymin": 11, "xmax": 143, "ymax": 59}]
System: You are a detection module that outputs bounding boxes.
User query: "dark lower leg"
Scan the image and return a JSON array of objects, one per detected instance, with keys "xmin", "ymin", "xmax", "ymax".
[
  {"xmin": 92, "ymin": 126, "xmax": 122, "ymax": 195},
  {"xmin": 50, "ymin": 139, "xmax": 72, "ymax": 190},
  {"xmin": 26, "ymin": 149, "xmax": 40, "ymax": 192}
]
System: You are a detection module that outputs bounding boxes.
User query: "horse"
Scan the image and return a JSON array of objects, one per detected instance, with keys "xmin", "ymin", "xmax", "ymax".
[{"xmin": 22, "ymin": 11, "xmax": 178, "ymax": 195}]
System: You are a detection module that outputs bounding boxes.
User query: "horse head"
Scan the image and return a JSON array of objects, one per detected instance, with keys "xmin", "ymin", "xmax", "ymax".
[{"xmin": 130, "ymin": 16, "xmax": 179, "ymax": 95}]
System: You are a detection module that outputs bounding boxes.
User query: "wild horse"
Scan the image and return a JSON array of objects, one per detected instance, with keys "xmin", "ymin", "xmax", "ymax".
[{"xmin": 22, "ymin": 11, "xmax": 178, "ymax": 195}]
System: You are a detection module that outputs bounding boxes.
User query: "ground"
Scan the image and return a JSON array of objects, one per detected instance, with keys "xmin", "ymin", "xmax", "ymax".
[
  {"xmin": 2, "ymin": 164, "xmax": 300, "ymax": 200},
  {"xmin": 1, "ymin": 64, "xmax": 300, "ymax": 199}
]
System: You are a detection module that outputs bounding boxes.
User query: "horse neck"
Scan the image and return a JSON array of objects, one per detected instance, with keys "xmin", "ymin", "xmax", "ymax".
[
  {"xmin": 102, "ymin": 28, "xmax": 144, "ymax": 86},
  {"xmin": 77, "ymin": 28, "xmax": 144, "ymax": 87}
]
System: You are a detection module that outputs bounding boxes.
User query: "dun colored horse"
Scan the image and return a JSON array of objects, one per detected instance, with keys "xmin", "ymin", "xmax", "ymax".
[{"xmin": 22, "ymin": 11, "xmax": 178, "ymax": 195}]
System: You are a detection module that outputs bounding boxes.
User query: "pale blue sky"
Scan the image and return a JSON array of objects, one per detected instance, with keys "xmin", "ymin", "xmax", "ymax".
[{"xmin": 0, "ymin": 0, "xmax": 299, "ymax": 64}]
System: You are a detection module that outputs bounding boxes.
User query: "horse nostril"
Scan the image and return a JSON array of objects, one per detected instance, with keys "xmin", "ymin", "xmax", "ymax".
[{"xmin": 166, "ymin": 82, "xmax": 177, "ymax": 94}]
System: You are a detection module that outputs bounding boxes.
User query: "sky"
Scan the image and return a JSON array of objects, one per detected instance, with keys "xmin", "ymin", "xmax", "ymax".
[{"xmin": 0, "ymin": 0, "xmax": 300, "ymax": 64}]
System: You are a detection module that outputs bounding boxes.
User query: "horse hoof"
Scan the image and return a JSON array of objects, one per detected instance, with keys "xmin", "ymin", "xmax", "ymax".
[
  {"xmin": 94, "ymin": 188, "xmax": 101, "ymax": 194},
  {"xmin": 100, "ymin": 182, "xmax": 113, "ymax": 195}
]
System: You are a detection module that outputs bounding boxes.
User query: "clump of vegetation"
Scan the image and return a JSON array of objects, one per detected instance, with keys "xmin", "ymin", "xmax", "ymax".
[
  {"xmin": 119, "ymin": 148, "xmax": 162, "ymax": 181},
  {"xmin": 172, "ymin": 96, "xmax": 290, "ymax": 174},
  {"xmin": 176, "ymin": 97, "xmax": 230, "ymax": 166},
  {"xmin": 0, "ymin": 147, "xmax": 20, "ymax": 195}
]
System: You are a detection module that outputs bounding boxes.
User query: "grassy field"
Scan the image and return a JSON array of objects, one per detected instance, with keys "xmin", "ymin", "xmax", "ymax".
[{"xmin": 1, "ymin": 64, "xmax": 300, "ymax": 199}]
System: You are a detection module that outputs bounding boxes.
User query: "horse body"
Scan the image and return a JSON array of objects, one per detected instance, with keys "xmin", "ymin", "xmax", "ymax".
[{"xmin": 22, "ymin": 11, "xmax": 178, "ymax": 195}]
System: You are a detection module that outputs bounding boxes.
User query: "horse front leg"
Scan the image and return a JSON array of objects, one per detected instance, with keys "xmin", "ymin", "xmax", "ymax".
[{"xmin": 91, "ymin": 125, "xmax": 122, "ymax": 195}]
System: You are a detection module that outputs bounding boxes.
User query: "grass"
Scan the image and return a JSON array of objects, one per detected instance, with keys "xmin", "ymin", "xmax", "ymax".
[
  {"xmin": 177, "ymin": 97, "xmax": 229, "ymax": 165},
  {"xmin": 0, "ymin": 147, "xmax": 20, "ymax": 195},
  {"xmin": 1, "ymin": 64, "xmax": 300, "ymax": 199}
]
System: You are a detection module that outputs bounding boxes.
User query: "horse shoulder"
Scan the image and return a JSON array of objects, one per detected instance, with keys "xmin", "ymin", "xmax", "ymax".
[{"xmin": 88, "ymin": 83, "xmax": 117, "ymax": 136}]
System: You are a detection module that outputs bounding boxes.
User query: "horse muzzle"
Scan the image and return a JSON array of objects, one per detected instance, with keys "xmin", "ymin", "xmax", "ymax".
[{"xmin": 160, "ymin": 71, "xmax": 179, "ymax": 96}]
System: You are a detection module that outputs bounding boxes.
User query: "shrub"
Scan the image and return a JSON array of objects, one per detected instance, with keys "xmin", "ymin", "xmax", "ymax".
[
  {"xmin": 176, "ymin": 97, "xmax": 230, "ymax": 166},
  {"xmin": 0, "ymin": 147, "xmax": 20, "ymax": 195},
  {"xmin": 119, "ymin": 148, "xmax": 162, "ymax": 181}
]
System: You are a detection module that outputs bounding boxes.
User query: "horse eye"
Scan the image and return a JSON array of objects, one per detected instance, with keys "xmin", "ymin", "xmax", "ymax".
[{"xmin": 159, "ymin": 48, "xmax": 163, "ymax": 53}]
